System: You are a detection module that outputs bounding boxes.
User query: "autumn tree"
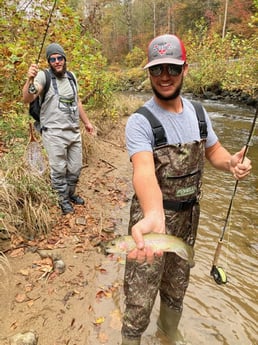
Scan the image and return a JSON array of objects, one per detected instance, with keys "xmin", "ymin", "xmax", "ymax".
[{"xmin": 0, "ymin": 0, "xmax": 116, "ymax": 114}]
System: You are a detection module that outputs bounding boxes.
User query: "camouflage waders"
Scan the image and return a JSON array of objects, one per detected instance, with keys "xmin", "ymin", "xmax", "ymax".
[{"xmin": 122, "ymin": 140, "xmax": 205, "ymax": 341}]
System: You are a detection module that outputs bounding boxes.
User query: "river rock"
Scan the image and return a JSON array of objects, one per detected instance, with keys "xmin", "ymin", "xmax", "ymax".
[{"xmin": 10, "ymin": 331, "xmax": 38, "ymax": 345}]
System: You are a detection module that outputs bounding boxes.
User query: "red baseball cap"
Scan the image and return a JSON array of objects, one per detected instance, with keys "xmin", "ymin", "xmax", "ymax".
[{"xmin": 144, "ymin": 34, "xmax": 186, "ymax": 69}]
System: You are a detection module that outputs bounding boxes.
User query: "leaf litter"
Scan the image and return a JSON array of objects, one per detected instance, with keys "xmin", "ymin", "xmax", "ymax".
[{"xmin": 0, "ymin": 135, "xmax": 132, "ymax": 344}]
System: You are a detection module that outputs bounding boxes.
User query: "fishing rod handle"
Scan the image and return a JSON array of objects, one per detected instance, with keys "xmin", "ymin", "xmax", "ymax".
[
  {"xmin": 29, "ymin": 122, "xmax": 37, "ymax": 142},
  {"xmin": 212, "ymin": 239, "xmax": 223, "ymax": 267}
]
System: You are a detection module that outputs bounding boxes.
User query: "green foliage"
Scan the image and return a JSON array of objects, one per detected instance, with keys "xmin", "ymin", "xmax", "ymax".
[
  {"xmin": 111, "ymin": 66, "xmax": 146, "ymax": 92},
  {"xmin": 0, "ymin": 0, "xmax": 120, "ymax": 239},
  {"xmin": 183, "ymin": 29, "xmax": 258, "ymax": 97},
  {"xmin": 0, "ymin": 0, "xmax": 116, "ymax": 118},
  {"xmin": 124, "ymin": 46, "xmax": 146, "ymax": 68}
]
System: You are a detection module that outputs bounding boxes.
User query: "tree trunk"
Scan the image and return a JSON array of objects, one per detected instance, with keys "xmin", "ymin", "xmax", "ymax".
[
  {"xmin": 124, "ymin": 0, "xmax": 133, "ymax": 52},
  {"xmin": 222, "ymin": 0, "xmax": 229, "ymax": 38},
  {"xmin": 153, "ymin": 0, "xmax": 156, "ymax": 38}
]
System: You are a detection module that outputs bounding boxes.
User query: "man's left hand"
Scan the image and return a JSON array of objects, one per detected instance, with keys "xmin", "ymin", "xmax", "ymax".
[{"xmin": 230, "ymin": 146, "xmax": 252, "ymax": 179}]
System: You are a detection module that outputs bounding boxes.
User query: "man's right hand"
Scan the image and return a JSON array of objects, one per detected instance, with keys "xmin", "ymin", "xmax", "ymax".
[
  {"xmin": 127, "ymin": 214, "xmax": 165, "ymax": 264},
  {"xmin": 27, "ymin": 64, "xmax": 39, "ymax": 79}
]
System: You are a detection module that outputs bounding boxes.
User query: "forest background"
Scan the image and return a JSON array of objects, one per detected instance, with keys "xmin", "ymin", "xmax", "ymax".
[{"xmin": 0, "ymin": 0, "xmax": 257, "ymax": 238}]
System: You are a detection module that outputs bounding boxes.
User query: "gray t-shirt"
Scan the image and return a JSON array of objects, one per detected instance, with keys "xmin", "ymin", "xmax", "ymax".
[
  {"xmin": 35, "ymin": 70, "xmax": 78, "ymax": 99},
  {"xmin": 126, "ymin": 97, "xmax": 218, "ymax": 158},
  {"xmin": 34, "ymin": 70, "xmax": 80, "ymax": 129}
]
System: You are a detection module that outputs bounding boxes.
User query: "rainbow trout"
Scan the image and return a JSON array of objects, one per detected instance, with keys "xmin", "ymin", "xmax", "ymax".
[{"xmin": 104, "ymin": 233, "xmax": 194, "ymax": 267}]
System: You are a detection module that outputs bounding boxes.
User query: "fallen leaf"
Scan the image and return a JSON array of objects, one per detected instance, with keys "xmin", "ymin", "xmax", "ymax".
[
  {"xmin": 74, "ymin": 245, "xmax": 85, "ymax": 253},
  {"xmin": 9, "ymin": 248, "xmax": 25, "ymax": 257},
  {"xmin": 98, "ymin": 331, "xmax": 108, "ymax": 343},
  {"xmin": 27, "ymin": 300, "xmax": 34, "ymax": 308},
  {"xmin": 93, "ymin": 316, "xmax": 105, "ymax": 325},
  {"xmin": 10, "ymin": 321, "xmax": 18, "ymax": 330},
  {"xmin": 96, "ymin": 290, "xmax": 107, "ymax": 299},
  {"xmin": 19, "ymin": 269, "xmax": 30, "ymax": 276},
  {"xmin": 110, "ymin": 309, "xmax": 122, "ymax": 330},
  {"xmin": 25, "ymin": 284, "xmax": 33, "ymax": 292},
  {"xmin": 15, "ymin": 293, "xmax": 27, "ymax": 303},
  {"xmin": 95, "ymin": 265, "xmax": 107, "ymax": 274}
]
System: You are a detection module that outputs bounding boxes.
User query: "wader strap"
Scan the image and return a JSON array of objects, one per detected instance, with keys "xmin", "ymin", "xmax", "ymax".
[
  {"xmin": 163, "ymin": 198, "xmax": 197, "ymax": 211},
  {"xmin": 191, "ymin": 101, "xmax": 207, "ymax": 139},
  {"xmin": 49, "ymin": 70, "xmax": 77, "ymax": 97},
  {"xmin": 136, "ymin": 101, "xmax": 207, "ymax": 147},
  {"xmin": 136, "ymin": 106, "xmax": 167, "ymax": 146}
]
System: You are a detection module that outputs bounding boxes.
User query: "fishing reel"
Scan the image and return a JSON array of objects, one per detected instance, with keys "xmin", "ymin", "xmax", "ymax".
[
  {"xmin": 210, "ymin": 265, "xmax": 227, "ymax": 285},
  {"xmin": 28, "ymin": 83, "xmax": 38, "ymax": 94}
]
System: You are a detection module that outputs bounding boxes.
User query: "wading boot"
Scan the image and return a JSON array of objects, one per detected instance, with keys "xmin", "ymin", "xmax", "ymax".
[
  {"xmin": 58, "ymin": 192, "xmax": 74, "ymax": 215},
  {"xmin": 69, "ymin": 194, "xmax": 85, "ymax": 205},
  {"xmin": 121, "ymin": 336, "xmax": 141, "ymax": 345},
  {"xmin": 59, "ymin": 199, "xmax": 74, "ymax": 214},
  {"xmin": 68, "ymin": 185, "xmax": 85, "ymax": 205},
  {"xmin": 157, "ymin": 302, "xmax": 185, "ymax": 344},
  {"xmin": 59, "ymin": 200, "xmax": 74, "ymax": 214}
]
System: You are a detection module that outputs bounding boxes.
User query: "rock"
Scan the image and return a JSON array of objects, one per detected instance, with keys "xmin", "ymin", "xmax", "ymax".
[
  {"xmin": 10, "ymin": 331, "xmax": 38, "ymax": 345},
  {"xmin": 53, "ymin": 259, "xmax": 66, "ymax": 274}
]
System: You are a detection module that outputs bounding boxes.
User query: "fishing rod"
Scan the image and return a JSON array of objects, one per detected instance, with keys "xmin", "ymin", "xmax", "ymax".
[
  {"xmin": 28, "ymin": 0, "xmax": 58, "ymax": 94},
  {"xmin": 210, "ymin": 106, "xmax": 258, "ymax": 285}
]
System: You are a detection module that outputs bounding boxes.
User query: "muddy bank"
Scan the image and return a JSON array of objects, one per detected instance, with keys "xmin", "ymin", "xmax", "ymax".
[{"xmin": 0, "ymin": 130, "xmax": 132, "ymax": 345}]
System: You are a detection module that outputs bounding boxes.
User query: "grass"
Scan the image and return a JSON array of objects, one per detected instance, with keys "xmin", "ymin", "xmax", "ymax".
[
  {"xmin": 1, "ymin": 92, "xmax": 144, "ymax": 241},
  {"xmin": 0, "ymin": 252, "xmax": 11, "ymax": 291},
  {"xmin": 0, "ymin": 149, "xmax": 57, "ymax": 240}
]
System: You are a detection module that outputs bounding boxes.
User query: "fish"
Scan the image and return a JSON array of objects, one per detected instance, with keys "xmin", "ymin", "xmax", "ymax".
[{"xmin": 104, "ymin": 233, "xmax": 194, "ymax": 267}]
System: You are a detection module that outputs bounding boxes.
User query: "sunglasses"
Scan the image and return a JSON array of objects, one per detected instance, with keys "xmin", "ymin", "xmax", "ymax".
[
  {"xmin": 49, "ymin": 56, "xmax": 64, "ymax": 63},
  {"xmin": 149, "ymin": 64, "xmax": 184, "ymax": 77}
]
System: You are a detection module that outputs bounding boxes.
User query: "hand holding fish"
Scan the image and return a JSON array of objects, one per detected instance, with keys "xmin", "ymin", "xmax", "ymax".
[
  {"xmin": 127, "ymin": 213, "xmax": 166, "ymax": 264},
  {"xmin": 104, "ymin": 233, "xmax": 194, "ymax": 267}
]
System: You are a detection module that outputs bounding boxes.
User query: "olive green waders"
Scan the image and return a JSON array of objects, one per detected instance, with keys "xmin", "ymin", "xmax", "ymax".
[{"xmin": 157, "ymin": 301, "xmax": 185, "ymax": 343}]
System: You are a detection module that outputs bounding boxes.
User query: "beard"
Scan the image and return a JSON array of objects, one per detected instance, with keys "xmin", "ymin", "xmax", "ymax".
[
  {"xmin": 151, "ymin": 76, "xmax": 183, "ymax": 101},
  {"xmin": 49, "ymin": 61, "xmax": 67, "ymax": 77}
]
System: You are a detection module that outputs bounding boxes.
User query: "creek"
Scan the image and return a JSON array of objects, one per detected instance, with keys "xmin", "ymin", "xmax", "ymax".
[{"xmin": 88, "ymin": 97, "xmax": 258, "ymax": 345}]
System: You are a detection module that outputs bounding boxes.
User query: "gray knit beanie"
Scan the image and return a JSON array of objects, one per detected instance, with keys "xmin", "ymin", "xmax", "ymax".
[{"xmin": 46, "ymin": 43, "xmax": 66, "ymax": 60}]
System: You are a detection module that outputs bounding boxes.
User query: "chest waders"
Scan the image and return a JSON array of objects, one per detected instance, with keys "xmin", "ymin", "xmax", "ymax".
[{"xmin": 122, "ymin": 102, "xmax": 207, "ymax": 344}]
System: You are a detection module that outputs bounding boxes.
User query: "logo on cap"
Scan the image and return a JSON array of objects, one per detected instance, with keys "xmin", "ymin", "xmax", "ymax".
[{"xmin": 153, "ymin": 43, "xmax": 172, "ymax": 56}]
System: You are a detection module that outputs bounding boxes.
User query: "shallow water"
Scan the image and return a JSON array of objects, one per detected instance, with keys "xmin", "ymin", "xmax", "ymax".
[{"xmin": 88, "ymin": 100, "xmax": 258, "ymax": 345}]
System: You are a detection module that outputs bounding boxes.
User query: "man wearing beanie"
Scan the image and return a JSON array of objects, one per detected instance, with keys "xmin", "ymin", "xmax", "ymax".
[
  {"xmin": 22, "ymin": 43, "xmax": 94, "ymax": 214},
  {"xmin": 121, "ymin": 34, "xmax": 252, "ymax": 345}
]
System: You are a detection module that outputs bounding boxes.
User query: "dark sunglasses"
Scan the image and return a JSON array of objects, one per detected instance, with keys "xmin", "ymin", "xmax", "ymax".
[
  {"xmin": 149, "ymin": 64, "xmax": 184, "ymax": 77},
  {"xmin": 49, "ymin": 56, "xmax": 64, "ymax": 63}
]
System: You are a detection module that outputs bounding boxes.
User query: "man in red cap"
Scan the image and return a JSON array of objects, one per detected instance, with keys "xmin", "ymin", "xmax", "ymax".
[
  {"xmin": 23, "ymin": 43, "xmax": 94, "ymax": 214},
  {"xmin": 121, "ymin": 34, "xmax": 252, "ymax": 345}
]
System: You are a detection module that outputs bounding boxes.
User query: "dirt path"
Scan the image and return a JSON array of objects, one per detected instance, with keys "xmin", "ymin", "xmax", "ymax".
[{"xmin": 0, "ymin": 124, "xmax": 133, "ymax": 345}]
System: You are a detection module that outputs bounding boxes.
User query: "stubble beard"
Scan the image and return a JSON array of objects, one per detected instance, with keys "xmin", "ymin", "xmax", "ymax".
[{"xmin": 151, "ymin": 77, "xmax": 183, "ymax": 101}]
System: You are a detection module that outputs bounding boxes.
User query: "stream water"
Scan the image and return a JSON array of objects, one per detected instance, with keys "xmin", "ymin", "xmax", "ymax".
[{"xmin": 88, "ymin": 98, "xmax": 258, "ymax": 345}]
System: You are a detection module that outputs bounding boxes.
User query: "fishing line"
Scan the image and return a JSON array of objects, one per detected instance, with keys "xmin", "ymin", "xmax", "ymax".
[
  {"xmin": 210, "ymin": 106, "xmax": 258, "ymax": 285},
  {"xmin": 28, "ymin": 0, "xmax": 58, "ymax": 94}
]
